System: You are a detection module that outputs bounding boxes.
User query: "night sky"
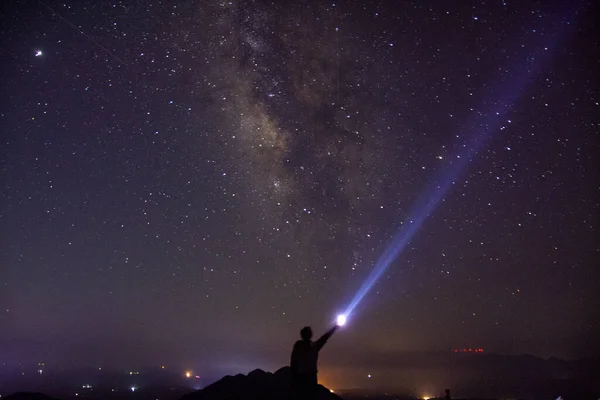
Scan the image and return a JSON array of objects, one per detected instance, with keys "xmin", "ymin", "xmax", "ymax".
[{"xmin": 1, "ymin": 0, "xmax": 599, "ymax": 390}]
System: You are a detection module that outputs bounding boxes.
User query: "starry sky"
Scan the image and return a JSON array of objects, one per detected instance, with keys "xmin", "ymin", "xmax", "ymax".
[{"xmin": 1, "ymin": 0, "xmax": 599, "ymax": 390}]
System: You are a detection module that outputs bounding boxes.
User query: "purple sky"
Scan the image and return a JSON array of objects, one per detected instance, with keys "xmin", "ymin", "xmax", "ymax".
[{"xmin": 1, "ymin": 0, "xmax": 598, "ymax": 390}]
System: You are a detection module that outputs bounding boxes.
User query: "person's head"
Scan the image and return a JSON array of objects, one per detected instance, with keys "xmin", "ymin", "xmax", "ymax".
[{"xmin": 300, "ymin": 326, "xmax": 313, "ymax": 341}]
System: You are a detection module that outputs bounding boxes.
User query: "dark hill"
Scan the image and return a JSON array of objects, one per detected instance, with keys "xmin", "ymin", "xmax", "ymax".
[{"xmin": 180, "ymin": 366, "xmax": 341, "ymax": 400}]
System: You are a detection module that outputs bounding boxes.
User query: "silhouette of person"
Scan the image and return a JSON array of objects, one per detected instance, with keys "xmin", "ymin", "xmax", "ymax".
[
  {"xmin": 445, "ymin": 388, "xmax": 452, "ymax": 400},
  {"xmin": 290, "ymin": 325, "xmax": 338, "ymax": 395}
]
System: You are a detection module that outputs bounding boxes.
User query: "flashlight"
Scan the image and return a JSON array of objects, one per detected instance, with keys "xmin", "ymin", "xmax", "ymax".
[{"xmin": 336, "ymin": 314, "xmax": 347, "ymax": 327}]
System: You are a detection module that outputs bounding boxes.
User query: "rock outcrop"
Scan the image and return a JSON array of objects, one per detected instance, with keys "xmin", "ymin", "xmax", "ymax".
[{"xmin": 180, "ymin": 366, "xmax": 341, "ymax": 400}]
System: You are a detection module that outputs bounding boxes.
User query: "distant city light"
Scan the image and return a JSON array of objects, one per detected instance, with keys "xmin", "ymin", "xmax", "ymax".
[
  {"xmin": 130, "ymin": 386, "xmax": 137, "ymax": 392},
  {"xmin": 185, "ymin": 371, "xmax": 192, "ymax": 378},
  {"xmin": 453, "ymin": 347, "xmax": 484, "ymax": 353},
  {"xmin": 35, "ymin": 50, "xmax": 43, "ymax": 57}
]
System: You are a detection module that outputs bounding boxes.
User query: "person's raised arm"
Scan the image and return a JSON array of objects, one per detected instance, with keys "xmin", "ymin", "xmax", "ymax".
[{"xmin": 313, "ymin": 325, "xmax": 338, "ymax": 351}]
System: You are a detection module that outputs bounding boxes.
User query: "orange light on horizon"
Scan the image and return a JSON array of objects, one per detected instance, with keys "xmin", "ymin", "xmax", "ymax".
[
  {"xmin": 453, "ymin": 347, "xmax": 484, "ymax": 353},
  {"xmin": 185, "ymin": 371, "xmax": 192, "ymax": 378}
]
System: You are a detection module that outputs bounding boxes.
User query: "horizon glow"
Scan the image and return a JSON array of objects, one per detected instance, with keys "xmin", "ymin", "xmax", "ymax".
[{"xmin": 341, "ymin": 10, "xmax": 577, "ymax": 320}]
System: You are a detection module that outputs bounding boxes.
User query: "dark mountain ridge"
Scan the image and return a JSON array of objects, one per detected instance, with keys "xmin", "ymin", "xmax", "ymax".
[{"xmin": 180, "ymin": 366, "xmax": 340, "ymax": 400}]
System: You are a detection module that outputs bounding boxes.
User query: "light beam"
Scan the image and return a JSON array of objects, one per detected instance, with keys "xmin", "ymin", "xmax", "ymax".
[{"xmin": 341, "ymin": 7, "xmax": 580, "ymax": 320}]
